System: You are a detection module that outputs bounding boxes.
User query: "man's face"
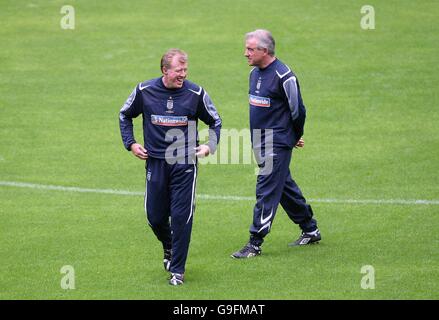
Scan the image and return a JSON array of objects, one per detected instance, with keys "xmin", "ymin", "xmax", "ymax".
[
  {"xmin": 162, "ymin": 55, "xmax": 188, "ymax": 89},
  {"xmin": 244, "ymin": 37, "xmax": 266, "ymax": 67}
]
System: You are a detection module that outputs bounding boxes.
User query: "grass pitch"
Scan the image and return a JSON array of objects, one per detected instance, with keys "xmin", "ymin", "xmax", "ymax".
[{"xmin": 1, "ymin": 0, "xmax": 438, "ymax": 299}]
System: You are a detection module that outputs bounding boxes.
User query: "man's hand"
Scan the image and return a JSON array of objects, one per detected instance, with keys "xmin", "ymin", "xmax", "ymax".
[
  {"xmin": 195, "ymin": 144, "xmax": 210, "ymax": 158},
  {"xmin": 130, "ymin": 143, "xmax": 148, "ymax": 160},
  {"xmin": 294, "ymin": 138, "xmax": 305, "ymax": 148}
]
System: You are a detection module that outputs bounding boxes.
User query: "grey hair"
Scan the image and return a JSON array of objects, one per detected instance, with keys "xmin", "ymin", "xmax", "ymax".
[
  {"xmin": 245, "ymin": 29, "xmax": 275, "ymax": 56},
  {"xmin": 160, "ymin": 48, "xmax": 188, "ymax": 72}
]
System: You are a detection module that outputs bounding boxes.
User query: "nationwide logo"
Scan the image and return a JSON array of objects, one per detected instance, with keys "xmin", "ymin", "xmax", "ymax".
[
  {"xmin": 249, "ymin": 94, "xmax": 271, "ymax": 107},
  {"xmin": 151, "ymin": 115, "xmax": 188, "ymax": 126}
]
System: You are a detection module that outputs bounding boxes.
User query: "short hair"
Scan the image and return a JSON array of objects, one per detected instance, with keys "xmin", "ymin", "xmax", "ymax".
[
  {"xmin": 245, "ymin": 29, "xmax": 275, "ymax": 56},
  {"xmin": 160, "ymin": 48, "xmax": 188, "ymax": 72}
]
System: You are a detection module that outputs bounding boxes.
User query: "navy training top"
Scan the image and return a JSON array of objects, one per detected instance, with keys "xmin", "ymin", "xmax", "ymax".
[
  {"xmin": 119, "ymin": 77, "xmax": 222, "ymax": 160},
  {"xmin": 249, "ymin": 58, "xmax": 306, "ymax": 150}
]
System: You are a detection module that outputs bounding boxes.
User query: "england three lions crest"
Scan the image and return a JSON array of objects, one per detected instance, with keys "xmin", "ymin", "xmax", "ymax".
[{"xmin": 166, "ymin": 97, "xmax": 174, "ymax": 113}]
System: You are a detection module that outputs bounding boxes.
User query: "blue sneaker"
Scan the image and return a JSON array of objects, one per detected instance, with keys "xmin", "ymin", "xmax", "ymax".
[
  {"xmin": 288, "ymin": 229, "xmax": 321, "ymax": 246},
  {"xmin": 169, "ymin": 273, "xmax": 184, "ymax": 286},
  {"xmin": 231, "ymin": 242, "xmax": 261, "ymax": 259}
]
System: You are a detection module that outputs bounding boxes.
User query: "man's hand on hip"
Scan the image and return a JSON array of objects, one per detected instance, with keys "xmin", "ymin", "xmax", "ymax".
[
  {"xmin": 195, "ymin": 144, "xmax": 210, "ymax": 158},
  {"xmin": 130, "ymin": 143, "xmax": 148, "ymax": 160}
]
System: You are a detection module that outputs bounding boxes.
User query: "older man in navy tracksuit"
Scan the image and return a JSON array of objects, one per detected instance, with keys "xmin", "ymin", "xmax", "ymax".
[{"xmin": 232, "ymin": 30, "xmax": 321, "ymax": 259}]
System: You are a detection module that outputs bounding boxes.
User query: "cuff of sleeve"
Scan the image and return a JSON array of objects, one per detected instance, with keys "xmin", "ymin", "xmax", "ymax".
[
  {"xmin": 207, "ymin": 142, "xmax": 217, "ymax": 155},
  {"xmin": 127, "ymin": 141, "xmax": 136, "ymax": 151}
]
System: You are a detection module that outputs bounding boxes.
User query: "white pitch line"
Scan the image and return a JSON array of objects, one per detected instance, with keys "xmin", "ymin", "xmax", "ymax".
[
  {"xmin": 197, "ymin": 194, "xmax": 254, "ymax": 201},
  {"xmin": 0, "ymin": 181, "xmax": 144, "ymax": 196},
  {"xmin": 1, "ymin": 181, "xmax": 439, "ymax": 205}
]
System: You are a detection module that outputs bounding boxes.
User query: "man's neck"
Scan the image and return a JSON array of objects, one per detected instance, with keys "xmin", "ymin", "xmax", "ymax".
[
  {"xmin": 161, "ymin": 77, "xmax": 171, "ymax": 89},
  {"xmin": 258, "ymin": 56, "xmax": 276, "ymax": 69}
]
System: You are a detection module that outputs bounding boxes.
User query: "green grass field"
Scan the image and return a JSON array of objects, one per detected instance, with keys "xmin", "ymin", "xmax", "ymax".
[{"xmin": 1, "ymin": 0, "xmax": 438, "ymax": 299}]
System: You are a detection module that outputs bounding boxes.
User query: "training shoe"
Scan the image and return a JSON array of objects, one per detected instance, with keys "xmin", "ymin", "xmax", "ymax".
[
  {"xmin": 288, "ymin": 229, "xmax": 321, "ymax": 246},
  {"xmin": 169, "ymin": 273, "xmax": 184, "ymax": 286},
  {"xmin": 231, "ymin": 242, "xmax": 261, "ymax": 259},
  {"xmin": 163, "ymin": 249, "xmax": 172, "ymax": 271}
]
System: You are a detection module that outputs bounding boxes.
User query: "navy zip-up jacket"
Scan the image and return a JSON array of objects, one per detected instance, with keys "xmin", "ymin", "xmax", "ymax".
[
  {"xmin": 119, "ymin": 77, "xmax": 221, "ymax": 160},
  {"xmin": 249, "ymin": 58, "xmax": 306, "ymax": 150}
]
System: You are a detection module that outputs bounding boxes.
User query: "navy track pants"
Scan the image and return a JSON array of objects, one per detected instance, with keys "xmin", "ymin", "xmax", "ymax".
[
  {"xmin": 144, "ymin": 157, "xmax": 197, "ymax": 274},
  {"xmin": 250, "ymin": 148, "xmax": 317, "ymax": 246}
]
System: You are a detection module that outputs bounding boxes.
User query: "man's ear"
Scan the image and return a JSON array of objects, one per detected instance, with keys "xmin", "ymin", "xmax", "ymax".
[{"xmin": 162, "ymin": 67, "xmax": 167, "ymax": 75}]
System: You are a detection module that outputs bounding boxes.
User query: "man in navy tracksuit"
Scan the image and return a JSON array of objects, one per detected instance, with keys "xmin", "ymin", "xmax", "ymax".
[
  {"xmin": 232, "ymin": 30, "xmax": 321, "ymax": 259},
  {"xmin": 119, "ymin": 49, "xmax": 221, "ymax": 285}
]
